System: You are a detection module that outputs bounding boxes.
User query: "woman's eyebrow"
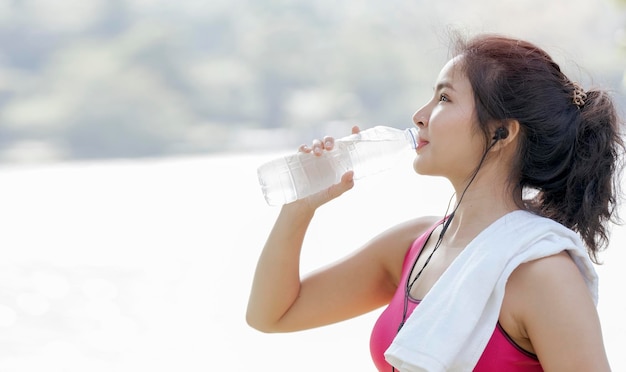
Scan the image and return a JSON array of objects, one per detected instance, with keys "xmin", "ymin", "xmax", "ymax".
[{"xmin": 434, "ymin": 81, "xmax": 456, "ymax": 92}]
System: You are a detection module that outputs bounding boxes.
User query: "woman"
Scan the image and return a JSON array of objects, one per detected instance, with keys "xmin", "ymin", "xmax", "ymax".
[{"xmin": 246, "ymin": 34, "xmax": 623, "ymax": 371}]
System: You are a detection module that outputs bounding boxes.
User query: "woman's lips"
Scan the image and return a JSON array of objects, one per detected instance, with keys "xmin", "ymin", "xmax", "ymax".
[{"xmin": 417, "ymin": 140, "xmax": 429, "ymax": 151}]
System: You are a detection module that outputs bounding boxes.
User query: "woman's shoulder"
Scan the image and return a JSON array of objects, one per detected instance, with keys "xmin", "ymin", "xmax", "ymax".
[
  {"xmin": 502, "ymin": 250, "xmax": 595, "ymax": 342},
  {"xmin": 394, "ymin": 215, "xmax": 442, "ymax": 234},
  {"xmin": 374, "ymin": 215, "xmax": 442, "ymax": 244},
  {"xmin": 507, "ymin": 251, "xmax": 591, "ymax": 310},
  {"xmin": 366, "ymin": 216, "xmax": 442, "ymax": 284},
  {"xmin": 510, "ymin": 250, "xmax": 589, "ymax": 294},
  {"xmin": 503, "ymin": 250, "xmax": 608, "ymax": 369}
]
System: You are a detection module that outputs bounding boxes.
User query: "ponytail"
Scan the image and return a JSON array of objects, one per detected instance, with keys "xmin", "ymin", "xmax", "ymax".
[{"xmin": 532, "ymin": 89, "xmax": 624, "ymax": 263}]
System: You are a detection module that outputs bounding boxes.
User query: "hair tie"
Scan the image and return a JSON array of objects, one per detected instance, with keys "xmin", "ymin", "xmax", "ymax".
[{"xmin": 572, "ymin": 82, "xmax": 587, "ymax": 108}]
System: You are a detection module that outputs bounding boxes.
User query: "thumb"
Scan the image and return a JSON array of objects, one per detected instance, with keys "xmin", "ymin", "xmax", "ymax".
[
  {"xmin": 306, "ymin": 171, "xmax": 355, "ymax": 208},
  {"xmin": 326, "ymin": 171, "xmax": 355, "ymax": 199}
]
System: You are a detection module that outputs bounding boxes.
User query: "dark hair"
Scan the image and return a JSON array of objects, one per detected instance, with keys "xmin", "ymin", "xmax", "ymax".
[{"xmin": 454, "ymin": 34, "xmax": 624, "ymax": 263}]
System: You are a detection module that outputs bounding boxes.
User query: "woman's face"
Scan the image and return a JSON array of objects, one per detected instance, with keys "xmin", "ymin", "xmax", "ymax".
[{"xmin": 412, "ymin": 56, "xmax": 485, "ymax": 184}]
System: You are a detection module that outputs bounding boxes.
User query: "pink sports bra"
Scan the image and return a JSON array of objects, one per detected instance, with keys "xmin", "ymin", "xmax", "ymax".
[{"xmin": 370, "ymin": 222, "xmax": 543, "ymax": 371}]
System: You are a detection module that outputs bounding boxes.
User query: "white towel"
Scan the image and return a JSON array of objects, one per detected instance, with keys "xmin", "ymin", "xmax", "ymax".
[{"xmin": 384, "ymin": 210, "xmax": 598, "ymax": 372}]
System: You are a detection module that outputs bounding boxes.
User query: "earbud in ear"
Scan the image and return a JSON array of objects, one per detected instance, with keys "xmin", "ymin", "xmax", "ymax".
[{"xmin": 492, "ymin": 127, "xmax": 509, "ymax": 141}]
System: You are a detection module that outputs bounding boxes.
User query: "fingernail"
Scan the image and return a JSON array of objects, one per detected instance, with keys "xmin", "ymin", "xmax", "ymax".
[{"xmin": 325, "ymin": 141, "xmax": 332, "ymax": 148}]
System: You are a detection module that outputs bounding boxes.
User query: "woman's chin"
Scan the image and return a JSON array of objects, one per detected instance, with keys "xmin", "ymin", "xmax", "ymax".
[
  {"xmin": 412, "ymin": 158, "xmax": 443, "ymax": 177},
  {"xmin": 412, "ymin": 158, "xmax": 429, "ymax": 175}
]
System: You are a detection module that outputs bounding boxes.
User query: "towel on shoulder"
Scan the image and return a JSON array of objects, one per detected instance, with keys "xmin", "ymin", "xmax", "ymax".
[{"xmin": 384, "ymin": 210, "xmax": 598, "ymax": 372}]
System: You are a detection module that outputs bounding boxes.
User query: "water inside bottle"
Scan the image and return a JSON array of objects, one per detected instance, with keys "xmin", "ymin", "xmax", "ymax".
[
  {"xmin": 336, "ymin": 138, "xmax": 409, "ymax": 179},
  {"xmin": 290, "ymin": 149, "xmax": 352, "ymax": 197}
]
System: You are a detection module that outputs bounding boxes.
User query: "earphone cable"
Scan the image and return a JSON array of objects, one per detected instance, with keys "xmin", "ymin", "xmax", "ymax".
[{"xmin": 391, "ymin": 138, "xmax": 500, "ymax": 372}]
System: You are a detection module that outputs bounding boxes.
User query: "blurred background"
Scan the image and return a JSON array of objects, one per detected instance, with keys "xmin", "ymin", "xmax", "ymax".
[
  {"xmin": 0, "ymin": 0, "xmax": 625, "ymax": 371},
  {"xmin": 1, "ymin": 0, "xmax": 625, "ymax": 164}
]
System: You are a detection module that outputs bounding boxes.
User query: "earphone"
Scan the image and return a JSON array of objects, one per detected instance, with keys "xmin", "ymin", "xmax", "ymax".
[{"xmin": 492, "ymin": 127, "xmax": 509, "ymax": 141}]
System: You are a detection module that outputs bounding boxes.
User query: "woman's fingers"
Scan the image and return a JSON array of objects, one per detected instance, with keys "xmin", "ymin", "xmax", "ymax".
[
  {"xmin": 298, "ymin": 144, "xmax": 311, "ymax": 153},
  {"xmin": 300, "ymin": 126, "xmax": 360, "ymax": 154},
  {"xmin": 299, "ymin": 136, "xmax": 336, "ymax": 155},
  {"xmin": 311, "ymin": 139, "xmax": 324, "ymax": 155},
  {"xmin": 323, "ymin": 136, "xmax": 334, "ymax": 151}
]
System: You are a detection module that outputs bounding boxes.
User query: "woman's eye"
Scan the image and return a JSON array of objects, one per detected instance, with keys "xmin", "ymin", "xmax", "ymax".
[{"xmin": 439, "ymin": 94, "xmax": 449, "ymax": 102}]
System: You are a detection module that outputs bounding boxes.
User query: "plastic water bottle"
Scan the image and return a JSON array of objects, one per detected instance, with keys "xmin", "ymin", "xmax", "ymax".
[{"xmin": 257, "ymin": 126, "xmax": 418, "ymax": 206}]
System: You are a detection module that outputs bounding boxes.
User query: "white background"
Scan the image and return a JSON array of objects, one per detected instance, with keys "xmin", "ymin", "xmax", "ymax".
[{"xmin": 0, "ymin": 152, "xmax": 623, "ymax": 371}]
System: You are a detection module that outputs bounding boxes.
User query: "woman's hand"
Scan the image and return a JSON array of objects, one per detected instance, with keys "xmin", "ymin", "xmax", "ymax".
[{"xmin": 294, "ymin": 126, "xmax": 361, "ymax": 210}]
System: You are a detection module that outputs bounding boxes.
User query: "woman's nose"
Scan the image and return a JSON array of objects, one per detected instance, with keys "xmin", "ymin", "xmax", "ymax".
[{"xmin": 412, "ymin": 105, "xmax": 429, "ymax": 128}]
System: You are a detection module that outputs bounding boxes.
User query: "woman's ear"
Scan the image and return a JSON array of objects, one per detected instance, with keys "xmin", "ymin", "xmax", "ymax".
[{"xmin": 493, "ymin": 119, "xmax": 520, "ymax": 147}]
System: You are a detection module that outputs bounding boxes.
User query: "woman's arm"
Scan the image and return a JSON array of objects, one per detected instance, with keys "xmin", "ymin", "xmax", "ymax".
[
  {"xmin": 246, "ymin": 191, "xmax": 435, "ymax": 333},
  {"xmin": 246, "ymin": 126, "xmax": 436, "ymax": 333},
  {"xmin": 511, "ymin": 251, "xmax": 611, "ymax": 371},
  {"xmin": 246, "ymin": 131, "xmax": 358, "ymax": 332}
]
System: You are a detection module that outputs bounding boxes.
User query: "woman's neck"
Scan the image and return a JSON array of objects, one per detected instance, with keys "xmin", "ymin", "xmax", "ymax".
[{"xmin": 444, "ymin": 171, "xmax": 522, "ymax": 247}]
